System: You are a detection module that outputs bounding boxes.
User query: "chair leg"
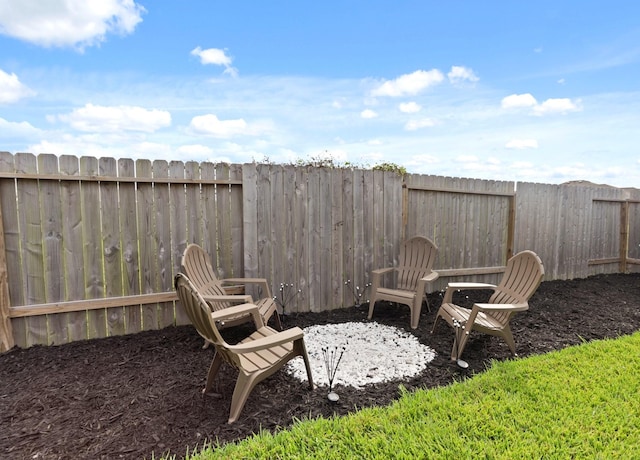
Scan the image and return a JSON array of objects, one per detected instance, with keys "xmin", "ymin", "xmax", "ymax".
[
  {"xmin": 501, "ymin": 326, "xmax": 517, "ymax": 356},
  {"xmin": 452, "ymin": 328, "xmax": 470, "ymax": 361},
  {"xmin": 228, "ymin": 372, "xmax": 259, "ymax": 424},
  {"xmin": 298, "ymin": 340, "xmax": 314, "ymax": 389},
  {"xmin": 203, "ymin": 352, "xmax": 224, "ymax": 395},
  {"xmin": 367, "ymin": 296, "xmax": 378, "ymax": 320},
  {"xmin": 431, "ymin": 310, "xmax": 441, "ymax": 334},
  {"xmin": 410, "ymin": 297, "xmax": 422, "ymax": 329},
  {"xmin": 273, "ymin": 310, "xmax": 283, "ymax": 331}
]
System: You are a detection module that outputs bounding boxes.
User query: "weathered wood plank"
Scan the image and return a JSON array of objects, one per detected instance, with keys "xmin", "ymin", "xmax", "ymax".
[
  {"xmin": 318, "ymin": 167, "xmax": 332, "ymax": 310},
  {"xmin": 9, "ymin": 292, "xmax": 178, "ymax": 317},
  {"xmin": 16, "ymin": 153, "xmax": 47, "ymax": 346},
  {"xmin": 59, "ymin": 155, "xmax": 87, "ymax": 342},
  {"xmin": 0, "ymin": 152, "xmax": 23, "ymax": 348},
  {"xmin": 255, "ymin": 164, "xmax": 272, "ymax": 301},
  {"xmin": 229, "ymin": 164, "xmax": 244, "ymax": 277},
  {"xmin": 270, "ymin": 165, "xmax": 285, "ymax": 304},
  {"xmin": 185, "ymin": 161, "xmax": 202, "ymax": 247},
  {"xmin": 361, "ymin": 169, "xmax": 375, "ymax": 288},
  {"xmin": 217, "ymin": 163, "xmax": 234, "ymax": 279},
  {"xmin": 294, "ymin": 167, "xmax": 309, "ymax": 312},
  {"xmin": 169, "ymin": 161, "xmax": 188, "ymax": 326},
  {"xmin": 119, "ymin": 158, "xmax": 142, "ymax": 334},
  {"xmin": 352, "ymin": 169, "xmax": 367, "ymax": 299},
  {"xmin": 80, "ymin": 157, "xmax": 106, "ymax": 339},
  {"xmin": 100, "ymin": 157, "xmax": 125, "ymax": 337},
  {"xmin": 242, "ymin": 163, "xmax": 259, "ymax": 281},
  {"xmin": 153, "ymin": 160, "xmax": 174, "ymax": 328},
  {"xmin": 135, "ymin": 159, "xmax": 159, "ymax": 331},
  {"xmin": 38, "ymin": 154, "xmax": 66, "ymax": 345},
  {"xmin": 281, "ymin": 165, "xmax": 298, "ymax": 313},
  {"xmin": 307, "ymin": 167, "xmax": 321, "ymax": 312},
  {"xmin": 330, "ymin": 168, "xmax": 344, "ymax": 308},
  {"xmin": 341, "ymin": 169, "xmax": 355, "ymax": 307},
  {"xmin": 200, "ymin": 162, "xmax": 218, "ymax": 269},
  {"xmin": 0, "ymin": 176, "xmax": 14, "ymax": 351}
]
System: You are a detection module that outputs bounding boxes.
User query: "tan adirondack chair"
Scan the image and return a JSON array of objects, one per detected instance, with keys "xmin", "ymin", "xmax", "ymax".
[
  {"xmin": 175, "ymin": 273, "xmax": 314, "ymax": 424},
  {"xmin": 368, "ymin": 236, "xmax": 439, "ymax": 329},
  {"xmin": 181, "ymin": 243, "xmax": 282, "ymax": 333},
  {"xmin": 432, "ymin": 250, "xmax": 544, "ymax": 361}
]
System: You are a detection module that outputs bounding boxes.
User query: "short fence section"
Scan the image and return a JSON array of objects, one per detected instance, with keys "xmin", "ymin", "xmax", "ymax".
[{"xmin": 1, "ymin": 152, "xmax": 639, "ymax": 350}]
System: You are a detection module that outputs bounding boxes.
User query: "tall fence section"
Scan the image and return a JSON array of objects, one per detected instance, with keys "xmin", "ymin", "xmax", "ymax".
[{"xmin": 1, "ymin": 152, "xmax": 639, "ymax": 350}]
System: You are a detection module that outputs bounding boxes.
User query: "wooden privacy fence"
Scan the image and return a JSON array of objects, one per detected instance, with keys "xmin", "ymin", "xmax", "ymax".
[{"xmin": 1, "ymin": 152, "xmax": 639, "ymax": 351}]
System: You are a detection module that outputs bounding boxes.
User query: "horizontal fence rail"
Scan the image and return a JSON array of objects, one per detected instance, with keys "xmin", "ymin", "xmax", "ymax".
[{"xmin": 1, "ymin": 152, "xmax": 639, "ymax": 350}]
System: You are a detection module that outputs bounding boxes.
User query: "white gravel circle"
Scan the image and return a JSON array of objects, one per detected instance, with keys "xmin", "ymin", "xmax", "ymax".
[{"xmin": 286, "ymin": 321, "xmax": 436, "ymax": 389}]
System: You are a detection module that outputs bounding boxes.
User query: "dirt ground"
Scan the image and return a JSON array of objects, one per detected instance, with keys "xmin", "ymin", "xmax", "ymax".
[{"xmin": 2, "ymin": 272, "xmax": 640, "ymax": 460}]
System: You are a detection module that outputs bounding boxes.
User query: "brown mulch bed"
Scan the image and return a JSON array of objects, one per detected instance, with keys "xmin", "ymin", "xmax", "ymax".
[{"xmin": 2, "ymin": 273, "xmax": 640, "ymax": 459}]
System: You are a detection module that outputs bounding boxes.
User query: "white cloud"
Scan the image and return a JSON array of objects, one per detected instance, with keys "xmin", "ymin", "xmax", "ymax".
[
  {"xmin": 533, "ymin": 98, "xmax": 582, "ymax": 115},
  {"xmin": 505, "ymin": 139, "xmax": 539, "ymax": 149},
  {"xmin": 177, "ymin": 144, "xmax": 214, "ymax": 157},
  {"xmin": 28, "ymin": 138, "xmax": 120, "ymax": 158},
  {"xmin": 0, "ymin": 0, "xmax": 145, "ymax": 50},
  {"xmin": 399, "ymin": 102, "xmax": 421, "ymax": 113},
  {"xmin": 360, "ymin": 109, "xmax": 378, "ymax": 119},
  {"xmin": 191, "ymin": 46, "xmax": 238, "ymax": 77},
  {"xmin": 501, "ymin": 93, "xmax": 582, "ymax": 116},
  {"xmin": 447, "ymin": 66, "xmax": 479, "ymax": 85},
  {"xmin": 371, "ymin": 69, "xmax": 444, "ymax": 97},
  {"xmin": 405, "ymin": 118, "xmax": 437, "ymax": 131},
  {"xmin": 189, "ymin": 114, "xmax": 248, "ymax": 138},
  {"xmin": 501, "ymin": 93, "xmax": 538, "ymax": 109},
  {"xmin": 0, "ymin": 69, "xmax": 36, "ymax": 104},
  {"xmin": 407, "ymin": 154, "xmax": 439, "ymax": 165},
  {"xmin": 57, "ymin": 103, "xmax": 171, "ymax": 133},
  {"xmin": 0, "ymin": 117, "xmax": 41, "ymax": 136},
  {"xmin": 130, "ymin": 141, "xmax": 173, "ymax": 159}
]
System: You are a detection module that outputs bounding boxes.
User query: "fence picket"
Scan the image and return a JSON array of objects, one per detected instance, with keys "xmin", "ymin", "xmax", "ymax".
[
  {"xmin": 119, "ymin": 158, "xmax": 142, "ymax": 334},
  {"xmin": 135, "ymin": 159, "xmax": 159, "ymax": 331}
]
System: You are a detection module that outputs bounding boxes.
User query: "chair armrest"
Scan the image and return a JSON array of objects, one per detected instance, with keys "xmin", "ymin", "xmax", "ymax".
[
  {"xmin": 448, "ymin": 282, "xmax": 496, "ymax": 290},
  {"xmin": 202, "ymin": 294, "xmax": 253, "ymax": 304},
  {"xmin": 222, "ymin": 277, "xmax": 268, "ymax": 285},
  {"xmin": 210, "ymin": 303, "xmax": 259, "ymax": 322},
  {"xmin": 474, "ymin": 303, "xmax": 528, "ymax": 313},
  {"xmin": 372, "ymin": 267, "xmax": 395, "ymax": 275},
  {"xmin": 442, "ymin": 282, "xmax": 497, "ymax": 303},
  {"xmin": 231, "ymin": 327, "xmax": 305, "ymax": 353},
  {"xmin": 221, "ymin": 278, "xmax": 272, "ymax": 298},
  {"xmin": 421, "ymin": 271, "xmax": 439, "ymax": 283}
]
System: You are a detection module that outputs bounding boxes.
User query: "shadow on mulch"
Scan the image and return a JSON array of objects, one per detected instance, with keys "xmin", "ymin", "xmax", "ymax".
[{"xmin": 2, "ymin": 273, "xmax": 640, "ymax": 460}]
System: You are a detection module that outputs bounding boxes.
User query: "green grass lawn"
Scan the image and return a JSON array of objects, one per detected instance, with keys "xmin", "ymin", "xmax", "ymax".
[{"xmin": 178, "ymin": 332, "xmax": 640, "ymax": 459}]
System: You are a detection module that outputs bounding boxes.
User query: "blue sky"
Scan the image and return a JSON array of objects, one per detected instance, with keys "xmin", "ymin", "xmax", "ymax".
[{"xmin": 1, "ymin": 1, "xmax": 639, "ymax": 187}]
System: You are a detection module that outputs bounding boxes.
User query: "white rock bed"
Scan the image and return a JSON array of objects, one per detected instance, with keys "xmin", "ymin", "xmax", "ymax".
[{"xmin": 286, "ymin": 321, "xmax": 436, "ymax": 389}]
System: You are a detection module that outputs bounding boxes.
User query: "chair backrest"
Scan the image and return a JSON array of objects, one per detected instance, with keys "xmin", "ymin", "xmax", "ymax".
[
  {"xmin": 489, "ymin": 250, "xmax": 545, "ymax": 322},
  {"xmin": 396, "ymin": 236, "xmax": 438, "ymax": 291},
  {"xmin": 174, "ymin": 273, "xmax": 239, "ymax": 368},
  {"xmin": 181, "ymin": 244, "xmax": 231, "ymax": 311}
]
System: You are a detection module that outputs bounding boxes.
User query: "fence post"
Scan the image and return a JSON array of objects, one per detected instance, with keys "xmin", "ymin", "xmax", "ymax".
[
  {"xmin": 0, "ymin": 201, "xmax": 15, "ymax": 352},
  {"xmin": 401, "ymin": 182, "xmax": 408, "ymax": 241},
  {"xmin": 506, "ymin": 194, "xmax": 516, "ymax": 261},
  {"xmin": 620, "ymin": 200, "xmax": 629, "ymax": 273}
]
